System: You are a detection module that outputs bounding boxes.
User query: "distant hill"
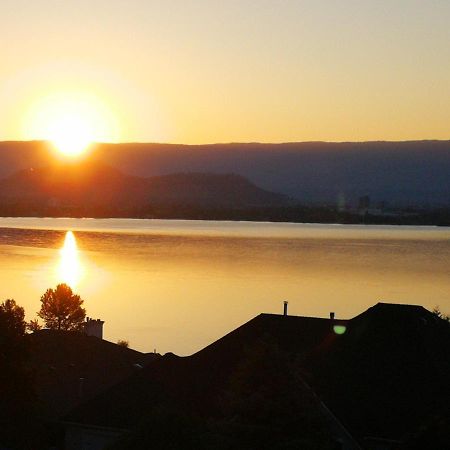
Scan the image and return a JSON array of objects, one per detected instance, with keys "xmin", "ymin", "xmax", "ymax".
[
  {"xmin": 0, "ymin": 161, "xmax": 288, "ymax": 215},
  {"xmin": 0, "ymin": 140, "xmax": 449, "ymax": 206}
]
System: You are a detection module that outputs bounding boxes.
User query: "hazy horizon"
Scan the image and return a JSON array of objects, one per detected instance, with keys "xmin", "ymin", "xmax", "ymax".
[{"xmin": 2, "ymin": 138, "xmax": 450, "ymax": 146}]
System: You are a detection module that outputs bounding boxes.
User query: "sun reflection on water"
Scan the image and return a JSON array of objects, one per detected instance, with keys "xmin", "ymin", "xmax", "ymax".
[{"xmin": 58, "ymin": 231, "xmax": 83, "ymax": 287}]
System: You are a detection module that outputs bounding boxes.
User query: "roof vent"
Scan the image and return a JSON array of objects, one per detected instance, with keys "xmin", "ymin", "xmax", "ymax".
[{"xmin": 283, "ymin": 301, "xmax": 288, "ymax": 316}]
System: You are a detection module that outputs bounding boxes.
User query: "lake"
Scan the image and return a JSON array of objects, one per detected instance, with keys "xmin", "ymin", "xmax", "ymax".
[{"xmin": 0, "ymin": 217, "xmax": 449, "ymax": 355}]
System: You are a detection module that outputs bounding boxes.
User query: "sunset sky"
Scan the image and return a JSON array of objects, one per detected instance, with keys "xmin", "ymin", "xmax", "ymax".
[{"xmin": 1, "ymin": 0, "xmax": 449, "ymax": 144}]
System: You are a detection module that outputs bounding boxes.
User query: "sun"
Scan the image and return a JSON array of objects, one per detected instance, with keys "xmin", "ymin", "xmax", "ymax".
[
  {"xmin": 23, "ymin": 91, "xmax": 118, "ymax": 157},
  {"xmin": 48, "ymin": 113, "xmax": 93, "ymax": 156}
]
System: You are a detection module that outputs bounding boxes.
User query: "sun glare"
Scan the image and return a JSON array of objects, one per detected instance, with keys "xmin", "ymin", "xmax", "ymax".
[
  {"xmin": 49, "ymin": 114, "xmax": 93, "ymax": 156},
  {"xmin": 58, "ymin": 231, "xmax": 82, "ymax": 287},
  {"xmin": 23, "ymin": 91, "xmax": 118, "ymax": 157}
]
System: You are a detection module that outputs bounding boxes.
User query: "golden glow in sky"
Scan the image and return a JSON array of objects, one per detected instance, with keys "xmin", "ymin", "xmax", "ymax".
[
  {"xmin": 58, "ymin": 231, "xmax": 83, "ymax": 287},
  {"xmin": 0, "ymin": 2, "xmax": 449, "ymax": 143},
  {"xmin": 23, "ymin": 92, "xmax": 118, "ymax": 156}
]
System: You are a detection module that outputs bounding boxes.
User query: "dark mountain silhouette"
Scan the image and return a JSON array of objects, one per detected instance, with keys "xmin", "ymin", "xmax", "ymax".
[
  {"xmin": 0, "ymin": 163, "xmax": 143, "ymax": 208},
  {"xmin": 145, "ymin": 172, "xmax": 288, "ymax": 208},
  {"xmin": 0, "ymin": 160, "xmax": 288, "ymax": 213},
  {"xmin": 0, "ymin": 140, "xmax": 449, "ymax": 206}
]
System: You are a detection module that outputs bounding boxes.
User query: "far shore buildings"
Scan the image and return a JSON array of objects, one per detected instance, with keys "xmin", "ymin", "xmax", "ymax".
[{"xmin": 26, "ymin": 303, "xmax": 450, "ymax": 450}]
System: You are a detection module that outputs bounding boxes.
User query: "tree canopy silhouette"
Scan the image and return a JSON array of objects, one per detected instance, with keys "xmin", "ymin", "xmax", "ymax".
[
  {"xmin": 38, "ymin": 283, "xmax": 86, "ymax": 331},
  {"xmin": 0, "ymin": 298, "xmax": 27, "ymax": 362},
  {"xmin": 0, "ymin": 298, "xmax": 26, "ymax": 335},
  {"xmin": 0, "ymin": 299, "xmax": 37, "ymax": 448}
]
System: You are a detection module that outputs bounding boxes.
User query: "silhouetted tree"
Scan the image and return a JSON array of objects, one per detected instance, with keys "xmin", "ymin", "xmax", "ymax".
[
  {"xmin": 37, "ymin": 283, "xmax": 86, "ymax": 331},
  {"xmin": 27, "ymin": 318, "xmax": 42, "ymax": 332},
  {"xmin": 0, "ymin": 298, "xmax": 27, "ymax": 359},
  {"xmin": 432, "ymin": 306, "xmax": 450, "ymax": 322},
  {"xmin": 117, "ymin": 339, "xmax": 129, "ymax": 348},
  {"xmin": 0, "ymin": 299, "xmax": 37, "ymax": 448},
  {"xmin": 0, "ymin": 298, "xmax": 26, "ymax": 334}
]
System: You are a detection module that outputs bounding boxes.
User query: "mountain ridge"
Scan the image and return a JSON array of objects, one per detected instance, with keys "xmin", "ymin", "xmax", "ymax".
[
  {"xmin": 0, "ymin": 161, "xmax": 289, "ymax": 213},
  {"xmin": 1, "ymin": 140, "xmax": 449, "ymax": 206}
]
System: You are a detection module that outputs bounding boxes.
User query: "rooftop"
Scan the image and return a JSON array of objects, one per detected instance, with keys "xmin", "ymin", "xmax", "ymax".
[{"xmin": 27, "ymin": 329, "xmax": 159, "ymax": 419}]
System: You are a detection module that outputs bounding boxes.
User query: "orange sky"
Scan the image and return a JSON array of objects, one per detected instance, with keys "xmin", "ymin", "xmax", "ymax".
[{"xmin": 1, "ymin": 1, "xmax": 449, "ymax": 144}]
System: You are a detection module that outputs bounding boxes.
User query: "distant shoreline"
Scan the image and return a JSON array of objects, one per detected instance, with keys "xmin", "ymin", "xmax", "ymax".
[
  {"xmin": 0, "ymin": 204, "xmax": 449, "ymax": 227},
  {"xmin": 1, "ymin": 216, "xmax": 449, "ymax": 238}
]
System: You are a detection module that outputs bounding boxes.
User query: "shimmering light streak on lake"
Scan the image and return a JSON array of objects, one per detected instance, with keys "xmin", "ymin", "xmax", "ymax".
[{"xmin": 58, "ymin": 231, "xmax": 82, "ymax": 288}]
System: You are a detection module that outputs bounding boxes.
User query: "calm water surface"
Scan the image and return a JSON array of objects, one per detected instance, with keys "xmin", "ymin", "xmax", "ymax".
[{"xmin": 0, "ymin": 218, "xmax": 449, "ymax": 355}]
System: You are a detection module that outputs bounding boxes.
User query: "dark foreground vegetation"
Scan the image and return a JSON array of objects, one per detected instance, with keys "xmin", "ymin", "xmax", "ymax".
[{"xmin": 0, "ymin": 284, "xmax": 88, "ymax": 448}]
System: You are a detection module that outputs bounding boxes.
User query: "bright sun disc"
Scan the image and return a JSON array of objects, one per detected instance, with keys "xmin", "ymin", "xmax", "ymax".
[
  {"xmin": 49, "ymin": 114, "xmax": 93, "ymax": 156},
  {"xmin": 23, "ymin": 91, "xmax": 118, "ymax": 157}
]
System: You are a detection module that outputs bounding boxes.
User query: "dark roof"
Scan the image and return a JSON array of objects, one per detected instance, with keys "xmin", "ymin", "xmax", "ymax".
[
  {"xmin": 64, "ymin": 312, "xmax": 344, "ymax": 429},
  {"xmin": 352, "ymin": 301, "xmax": 436, "ymax": 322},
  {"xmin": 63, "ymin": 302, "xmax": 450, "ymax": 445},
  {"xmin": 308, "ymin": 302, "xmax": 450, "ymax": 441},
  {"xmin": 190, "ymin": 313, "xmax": 347, "ymax": 383},
  {"xmin": 27, "ymin": 330, "xmax": 159, "ymax": 420}
]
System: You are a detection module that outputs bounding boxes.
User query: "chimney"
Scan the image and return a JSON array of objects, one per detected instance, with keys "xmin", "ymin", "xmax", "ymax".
[
  {"xmin": 330, "ymin": 312, "xmax": 335, "ymax": 321},
  {"xmin": 83, "ymin": 318, "xmax": 105, "ymax": 339},
  {"xmin": 283, "ymin": 301, "xmax": 288, "ymax": 316}
]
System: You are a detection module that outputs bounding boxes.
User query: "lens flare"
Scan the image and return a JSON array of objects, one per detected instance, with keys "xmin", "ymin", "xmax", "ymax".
[{"xmin": 333, "ymin": 325, "xmax": 347, "ymax": 335}]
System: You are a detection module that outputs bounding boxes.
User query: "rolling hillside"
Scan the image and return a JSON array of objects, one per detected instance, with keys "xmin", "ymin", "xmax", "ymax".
[
  {"xmin": 0, "ymin": 140, "xmax": 449, "ymax": 206},
  {"xmin": 0, "ymin": 160, "xmax": 289, "ymax": 213}
]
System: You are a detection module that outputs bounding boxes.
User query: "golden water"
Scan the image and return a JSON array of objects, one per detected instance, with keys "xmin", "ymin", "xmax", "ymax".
[{"xmin": 0, "ymin": 218, "xmax": 449, "ymax": 355}]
